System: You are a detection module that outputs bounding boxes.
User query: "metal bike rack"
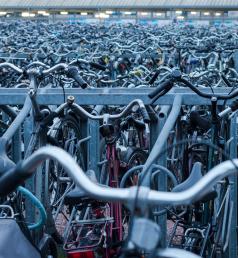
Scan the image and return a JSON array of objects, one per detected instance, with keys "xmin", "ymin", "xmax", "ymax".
[
  {"xmin": 0, "ymin": 87, "xmax": 237, "ymax": 257},
  {"xmin": 0, "ymin": 87, "xmax": 236, "ymax": 105}
]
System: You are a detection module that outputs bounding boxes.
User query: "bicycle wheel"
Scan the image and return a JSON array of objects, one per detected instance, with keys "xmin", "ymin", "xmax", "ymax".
[
  {"xmin": 120, "ymin": 148, "xmax": 148, "ymax": 242},
  {"xmin": 44, "ymin": 114, "xmax": 86, "ymax": 242}
]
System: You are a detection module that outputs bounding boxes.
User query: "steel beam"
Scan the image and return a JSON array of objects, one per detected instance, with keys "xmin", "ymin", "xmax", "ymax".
[{"xmin": 0, "ymin": 87, "xmax": 235, "ymax": 105}]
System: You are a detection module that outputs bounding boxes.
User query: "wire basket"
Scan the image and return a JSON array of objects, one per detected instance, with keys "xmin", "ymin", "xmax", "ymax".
[
  {"xmin": 64, "ymin": 205, "xmax": 113, "ymax": 253},
  {"xmin": 168, "ymin": 220, "xmax": 210, "ymax": 256}
]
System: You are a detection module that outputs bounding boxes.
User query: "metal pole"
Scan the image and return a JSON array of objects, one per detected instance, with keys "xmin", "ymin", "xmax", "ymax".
[
  {"xmin": 228, "ymin": 113, "xmax": 237, "ymax": 258},
  {"xmin": 24, "ymin": 115, "xmax": 35, "ymax": 226},
  {"xmin": 141, "ymin": 95, "xmax": 182, "ymax": 175},
  {"xmin": 156, "ymin": 106, "xmax": 170, "ymax": 247},
  {"xmin": 88, "ymin": 120, "xmax": 100, "ymax": 178}
]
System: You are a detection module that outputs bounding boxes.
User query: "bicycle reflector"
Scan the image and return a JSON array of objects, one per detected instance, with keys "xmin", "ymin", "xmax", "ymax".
[{"xmin": 67, "ymin": 251, "xmax": 95, "ymax": 258}]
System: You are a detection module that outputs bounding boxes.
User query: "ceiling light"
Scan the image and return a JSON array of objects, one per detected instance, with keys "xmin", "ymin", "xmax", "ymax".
[
  {"xmin": 81, "ymin": 12, "xmax": 88, "ymax": 16},
  {"xmin": 95, "ymin": 13, "xmax": 110, "ymax": 19},
  {"xmin": 38, "ymin": 11, "xmax": 46, "ymax": 14},
  {"xmin": 22, "ymin": 12, "xmax": 30, "ymax": 17},
  {"xmin": 60, "ymin": 11, "xmax": 68, "ymax": 15},
  {"xmin": 204, "ymin": 12, "xmax": 210, "ymax": 15},
  {"xmin": 176, "ymin": 10, "xmax": 182, "ymax": 14}
]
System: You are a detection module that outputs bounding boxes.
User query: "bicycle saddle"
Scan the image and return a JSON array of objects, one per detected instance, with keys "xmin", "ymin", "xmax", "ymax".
[
  {"xmin": 64, "ymin": 170, "xmax": 98, "ymax": 205},
  {"xmin": 189, "ymin": 111, "xmax": 211, "ymax": 131},
  {"xmin": 172, "ymin": 162, "xmax": 217, "ymax": 203},
  {"xmin": 99, "ymin": 123, "xmax": 114, "ymax": 137}
]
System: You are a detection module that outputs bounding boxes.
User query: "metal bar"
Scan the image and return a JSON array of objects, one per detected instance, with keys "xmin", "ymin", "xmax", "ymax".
[
  {"xmin": 87, "ymin": 120, "xmax": 100, "ymax": 178},
  {"xmin": 153, "ymin": 105, "xmax": 170, "ymax": 247},
  {"xmin": 2, "ymin": 95, "xmax": 31, "ymax": 140},
  {"xmin": 12, "ymin": 128, "xmax": 21, "ymax": 163},
  {"xmin": 0, "ymin": 88, "xmax": 234, "ymax": 105},
  {"xmin": 23, "ymin": 115, "xmax": 35, "ymax": 226},
  {"xmin": 228, "ymin": 113, "xmax": 237, "ymax": 258},
  {"xmin": 146, "ymin": 96, "xmax": 182, "ymax": 247},
  {"xmin": 141, "ymin": 95, "xmax": 183, "ymax": 176}
]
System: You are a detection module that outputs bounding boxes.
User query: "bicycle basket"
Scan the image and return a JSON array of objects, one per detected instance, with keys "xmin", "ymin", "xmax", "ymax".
[{"xmin": 64, "ymin": 206, "xmax": 113, "ymax": 253}]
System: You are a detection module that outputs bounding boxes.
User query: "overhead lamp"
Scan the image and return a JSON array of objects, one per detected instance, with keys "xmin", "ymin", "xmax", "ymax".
[
  {"xmin": 141, "ymin": 12, "xmax": 148, "ymax": 16},
  {"xmin": 176, "ymin": 10, "xmax": 182, "ymax": 14},
  {"xmin": 155, "ymin": 12, "xmax": 162, "ymax": 16},
  {"xmin": 95, "ymin": 13, "xmax": 110, "ymax": 19},
  {"xmin": 38, "ymin": 11, "xmax": 49, "ymax": 16},
  {"xmin": 29, "ymin": 13, "xmax": 35, "ymax": 17},
  {"xmin": 38, "ymin": 10, "xmax": 46, "ymax": 14},
  {"xmin": 0, "ymin": 11, "xmax": 7, "ymax": 16},
  {"xmin": 60, "ymin": 11, "xmax": 68, "ymax": 15},
  {"xmin": 191, "ymin": 11, "xmax": 197, "ymax": 15},
  {"xmin": 215, "ymin": 12, "xmax": 221, "ymax": 16},
  {"xmin": 204, "ymin": 12, "xmax": 210, "ymax": 16},
  {"xmin": 81, "ymin": 12, "xmax": 88, "ymax": 16},
  {"xmin": 106, "ymin": 10, "xmax": 113, "ymax": 14},
  {"xmin": 22, "ymin": 12, "xmax": 30, "ymax": 17},
  {"xmin": 124, "ymin": 11, "xmax": 132, "ymax": 15},
  {"xmin": 177, "ymin": 15, "xmax": 184, "ymax": 20}
]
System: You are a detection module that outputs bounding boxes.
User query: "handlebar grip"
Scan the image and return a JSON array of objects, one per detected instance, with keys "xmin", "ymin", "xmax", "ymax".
[
  {"xmin": 67, "ymin": 66, "xmax": 88, "ymax": 89},
  {"xmin": 140, "ymin": 106, "xmax": 150, "ymax": 123},
  {"xmin": 90, "ymin": 62, "xmax": 107, "ymax": 71},
  {"xmin": 148, "ymin": 79, "xmax": 173, "ymax": 99},
  {"xmin": 0, "ymin": 162, "xmax": 29, "ymax": 197},
  {"xmin": 149, "ymin": 71, "xmax": 160, "ymax": 85}
]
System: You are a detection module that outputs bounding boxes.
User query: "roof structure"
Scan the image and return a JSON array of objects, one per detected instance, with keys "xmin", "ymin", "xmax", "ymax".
[{"xmin": 0, "ymin": 0, "xmax": 237, "ymax": 10}]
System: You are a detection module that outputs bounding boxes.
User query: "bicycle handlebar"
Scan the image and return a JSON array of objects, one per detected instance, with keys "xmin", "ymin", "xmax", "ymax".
[
  {"xmin": 0, "ymin": 62, "xmax": 88, "ymax": 89},
  {"xmin": 67, "ymin": 66, "xmax": 88, "ymax": 88},
  {"xmin": 70, "ymin": 98, "xmax": 150, "ymax": 123},
  {"xmin": 89, "ymin": 62, "xmax": 107, "ymax": 71},
  {"xmin": 0, "ymin": 62, "xmax": 23, "ymax": 74},
  {"xmin": 0, "ymin": 145, "xmax": 237, "ymax": 207},
  {"xmin": 148, "ymin": 79, "xmax": 173, "ymax": 99},
  {"xmin": 148, "ymin": 69, "xmax": 238, "ymax": 101},
  {"xmin": 179, "ymin": 77, "xmax": 238, "ymax": 100},
  {"xmin": 70, "ymin": 59, "xmax": 107, "ymax": 71},
  {"xmin": 42, "ymin": 63, "xmax": 68, "ymax": 75}
]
